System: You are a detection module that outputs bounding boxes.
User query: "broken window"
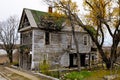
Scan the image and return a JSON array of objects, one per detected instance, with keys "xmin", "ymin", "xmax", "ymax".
[
  {"xmin": 83, "ymin": 35, "xmax": 88, "ymax": 45},
  {"xmin": 45, "ymin": 31, "xmax": 50, "ymax": 45}
]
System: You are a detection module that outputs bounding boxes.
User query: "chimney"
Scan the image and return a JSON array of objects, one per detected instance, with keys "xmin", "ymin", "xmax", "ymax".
[{"xmin": 48, "ymin": 5, "xmax": 52, "ymax": 13}]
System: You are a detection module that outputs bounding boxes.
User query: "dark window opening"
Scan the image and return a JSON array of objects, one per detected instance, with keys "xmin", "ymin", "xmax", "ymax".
[
  {"xmin": 21, "ymin": 33, "xmax": 23, "ymax": 44},
  {"xmin": 22, "ymin": 15, "xmax": 30, "ymax": 27},
  {"xmin": 45, "ymin": 31, "xmax": 50, "ymax": 45},
  {"xmin": 69, "ymin": 54, "xmax": 77, "ymax": 67},
  {"xmin": 69, "ymin": 53, "xmax": 86, "ymax": 67},
  {"xmin": 83, "ymin": 36, "xmax": 88, "ymax": 45}
]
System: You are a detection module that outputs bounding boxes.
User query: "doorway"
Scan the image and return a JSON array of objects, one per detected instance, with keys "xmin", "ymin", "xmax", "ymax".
[{"xmin": 69, "ymin": 53, "xmax": 86, "ymax": 67}]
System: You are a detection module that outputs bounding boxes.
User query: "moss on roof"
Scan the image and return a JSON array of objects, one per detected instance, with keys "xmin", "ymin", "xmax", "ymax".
[
  {"xmin": 30, "ymin": 9, "xmax": 48, "ymax": 24},
  {"xmin": 28, "ymin": 9, "xmax": 66, "ymax": 30}
]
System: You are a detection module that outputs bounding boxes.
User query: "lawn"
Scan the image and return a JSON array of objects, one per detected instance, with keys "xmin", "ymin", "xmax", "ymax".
[
  {"xmin": 62, "ymin": 67, "xmax": 120, "ymax": 80},
  {"xmin": 63, "ymin": 71, "xmax": 91, "ymax": 80},
  {"xmin": 85, "ymin": 68, "xmax": 120, "ymax": 80}
]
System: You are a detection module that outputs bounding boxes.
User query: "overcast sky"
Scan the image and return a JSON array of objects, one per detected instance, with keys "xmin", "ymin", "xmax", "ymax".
[
  {"xmin": 0, "ymin": 0, "xmax": 112, "ymax": 46},
  {"xmin": 0, "ymin": 0, "xmax": 49, "ymax": 21},
  {"xmin": 0, "ymin": 0, "xmax": 84, "ymax": 21}
]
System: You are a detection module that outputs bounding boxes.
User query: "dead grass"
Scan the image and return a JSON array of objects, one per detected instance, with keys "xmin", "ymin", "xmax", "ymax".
[
  {"xmin": 0, "ymin": 66, "xmax": 31, "ymax": 80},
  {"xmin": 84, "ymin": 68, "xmax": 120, "ymax": 80},
  {"xmin": 9, "ymin": 73, "xmax": 30, "ymax": 80}
]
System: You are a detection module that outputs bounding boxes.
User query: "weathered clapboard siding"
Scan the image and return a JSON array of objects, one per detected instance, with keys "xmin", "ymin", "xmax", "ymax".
[{"xmin": 31, "ymin": 29, "xmax": 92, "ymax": 68}]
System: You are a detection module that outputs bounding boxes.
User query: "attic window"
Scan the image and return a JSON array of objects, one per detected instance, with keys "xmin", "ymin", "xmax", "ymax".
[
  {"xmin": 22, "ymin": 15, "xmax": 30, "ymax": 27},
  {"xmin": 45, "ymin": 31, "xmax": 50, "ymax": 45}
]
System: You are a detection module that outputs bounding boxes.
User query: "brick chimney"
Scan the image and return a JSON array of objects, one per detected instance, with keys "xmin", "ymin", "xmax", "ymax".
[{"xmin": 48, "ymin": 5, "xmax": 52, "ymax": 13}]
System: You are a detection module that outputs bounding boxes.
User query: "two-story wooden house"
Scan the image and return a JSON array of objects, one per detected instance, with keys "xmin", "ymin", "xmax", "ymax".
[{"xmin": 18, "ymin": 8, "xmax": 97, "ymax": 70}]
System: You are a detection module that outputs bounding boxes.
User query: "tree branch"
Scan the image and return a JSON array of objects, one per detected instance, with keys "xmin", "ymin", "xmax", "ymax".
[
  {"xmin": 85, "ymin": 0, "xmax": 94, "ymax": 10},
  {"xmin": 114, "ymin": 20, "xmax": 120, "ymax": 35},
  {"xmin": 101, "ymin": 20, "xmax": 113, "ymax": 37},
  {"xmin": 99, "ymin": 22, "xmax": 104, "ymax": 46}
]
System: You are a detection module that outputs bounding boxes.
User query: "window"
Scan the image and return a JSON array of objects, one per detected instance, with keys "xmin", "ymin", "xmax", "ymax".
[
  {"xmin": 22, "ymin": 15, "xmax": 30, "ymax": 27},
  {"xmin": 21, "ymin": 33, "xmax": 23, "ymax": 44},
  {"xmin": 83, "ymin": 35, "xmax": 88, "ymax": 45},
  {"xmin": 45, "ymin": 31, "xmax": 50, "ymax": 45}
]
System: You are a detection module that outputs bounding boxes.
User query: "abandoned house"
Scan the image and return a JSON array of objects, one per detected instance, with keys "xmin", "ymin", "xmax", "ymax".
[{"xmin": 18, "ymin": 7, "xmax": 97, "ymax": 70}]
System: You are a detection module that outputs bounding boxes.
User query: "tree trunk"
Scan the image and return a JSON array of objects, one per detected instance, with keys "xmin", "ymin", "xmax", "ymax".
[
  {"xmin": 68, "ymin": 8, "xmax": 81, "ymax": 71},
  {"xmin": 7, "ymin": 50, "xmax": 13, "ymax": 63},
  {"xmin": 9, "ymin": 53, "xmax": 13, "ymax": 63},
  {"xmin": 97, "ymin": 46, "xmax": 111, "ymax": 69},
  {"xmin": 111, "ymin": 37, "xmax": 119, "ymax": 63},
  {"xmin": 71, "ymin": 23, "xmax": 81, "ymax": 71}
]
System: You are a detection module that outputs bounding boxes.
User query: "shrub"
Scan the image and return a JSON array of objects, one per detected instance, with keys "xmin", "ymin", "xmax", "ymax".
[{"xmin": 39, "ymin": 59, "xmax": 50, "ymax": 75}]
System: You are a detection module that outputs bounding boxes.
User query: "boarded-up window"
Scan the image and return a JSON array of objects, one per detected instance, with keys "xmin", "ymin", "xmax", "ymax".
[{"xmin": 51, "ymin": 33, "xmax": 61, "ymax": 44}]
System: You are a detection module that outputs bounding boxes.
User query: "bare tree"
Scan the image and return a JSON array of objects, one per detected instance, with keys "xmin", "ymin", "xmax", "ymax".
[{"xmin": 0, "ymin": 16, "xmax": 19, "ymax": 63}]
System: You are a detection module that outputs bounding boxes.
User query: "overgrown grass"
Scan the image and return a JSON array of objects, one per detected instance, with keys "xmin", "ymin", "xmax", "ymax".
[
  {"xmin": 63, "ymin": 66, "xmax": 120, "ymax": 80},
  {"xmin": 83, "ymin": 68, "xmax": 120, "ymax": 80},
  {"xmin": 49, "ymin": 71, "xmax": 60, "ymax": 78},
  {"xmin": 64, "ymin": 71, "xmax": 91, "ymax": 80},
  {"xmin": 85, "ymin": 69, "xmax": 110, "ymax": 80}
]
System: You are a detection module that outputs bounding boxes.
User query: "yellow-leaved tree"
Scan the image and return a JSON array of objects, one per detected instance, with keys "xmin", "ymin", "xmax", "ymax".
[
  {"xmin": 44, "ymin": 0, "xmax": 120, "ymax": 70},
  {"xmin": 83, "ymin": 0, "xmax": 120, "ymax": 69}
]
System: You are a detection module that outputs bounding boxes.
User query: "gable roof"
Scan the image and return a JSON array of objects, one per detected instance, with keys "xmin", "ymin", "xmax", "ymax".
[
  {"xmin": 18, "ymin": 8, "xmax": 85, "ymax": 32},
  {"xmin": 18, "ymin": 8, "xmax": 39, "ymax": 32}
]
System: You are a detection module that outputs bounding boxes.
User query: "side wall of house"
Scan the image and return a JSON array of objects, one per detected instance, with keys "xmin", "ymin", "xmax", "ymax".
[{"xmin": 32, "ymin": 29, "xmax": 92, "ymax": 69}]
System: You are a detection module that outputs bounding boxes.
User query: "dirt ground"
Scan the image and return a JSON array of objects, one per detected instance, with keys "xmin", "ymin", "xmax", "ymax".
[
  {"xmin": 0, "ymin": 65, "xmax": 55, "ymax": 80},
  {"xmin": 0, "ymin": 65, "xmax": 30, "ymax": 80}
]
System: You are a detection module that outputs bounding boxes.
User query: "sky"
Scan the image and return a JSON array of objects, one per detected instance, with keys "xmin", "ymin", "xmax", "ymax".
[
  {"xmin": 0, "ymin": 0, "xmax": 112, "ymax": 46},
  {"xmin": 0, "ymin": 0, "xmax": 48, "ymax": 21},
  {"xmin": 0, "ymin": 0, "xmax": 84, "ymax": 21}
]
